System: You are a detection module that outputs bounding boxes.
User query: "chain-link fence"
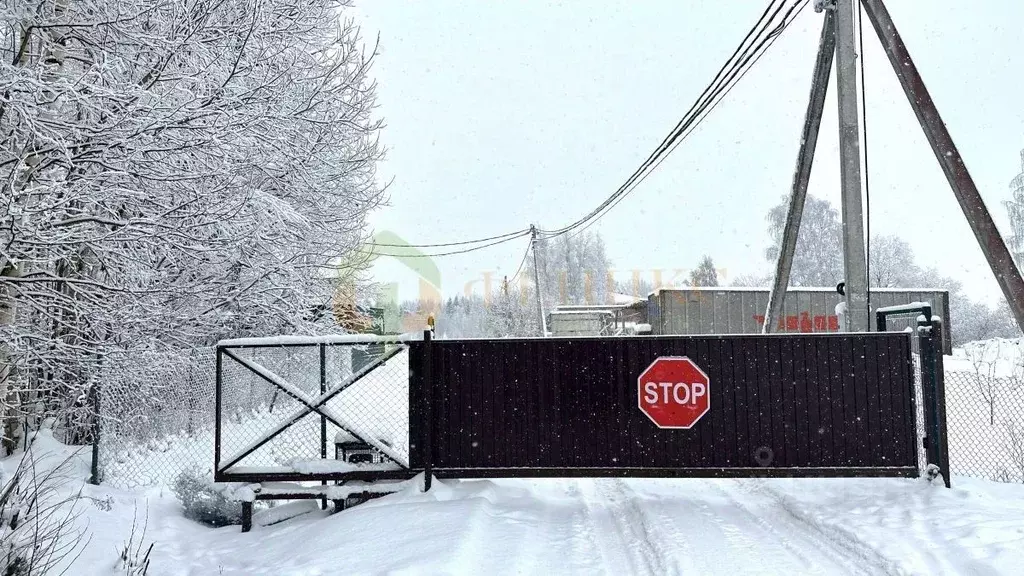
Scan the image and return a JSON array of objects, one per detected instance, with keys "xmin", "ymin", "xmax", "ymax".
[
  {"xmin": 94, "ymin": 348, "xmax": 216, "ymax": 488},
  {"xmin": 93, "ymin": 338, "xmax": 412, "ymax": 488},
  {"xmin": 944, "ymin": 368, "xmax": 1024, "ymax": 483},
  {"xmin": 215, "ymin": 338, "xmax": 410, "ymax": 477}
]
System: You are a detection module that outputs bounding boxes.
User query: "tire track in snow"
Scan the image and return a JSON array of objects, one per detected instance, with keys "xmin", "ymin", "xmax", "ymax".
[
  {"xmin": 633, "ymin": 480, "xmax": 846, "ymax": 575},
  {"xmin": 576, "ymin": 479, "xmax": 668, "ymax": 575},
  {"xmin": 707, "ymin": 479, "xmax": 896, "ymax": 575}
]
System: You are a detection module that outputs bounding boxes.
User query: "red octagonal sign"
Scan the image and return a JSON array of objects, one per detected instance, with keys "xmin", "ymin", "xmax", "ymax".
[{"xmin": 638, "ymin": 356, "xmax": 710, "ymax": 429}]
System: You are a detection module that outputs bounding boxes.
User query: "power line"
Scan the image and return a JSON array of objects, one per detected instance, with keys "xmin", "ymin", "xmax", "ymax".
[
  {"xmin": 367, "ymin": 227, "xmax": 530, "ymax": 248},
  {"xmin": 361, "ymin": 230, "xmax": 531, "ymax": 258},
  {"xmin": 547, "ymin": 0, "xmax": 810, "ymax": 241},
  {"xmin": 365, "ymin": 0, "xmax": 808, "ymax": 262},
  {"xmin": 539, "ymin": 0, "xmax": 807, "ymax": 240},
  {"xmin": 507, "ymin": 237, "xmax": 533, "ymax": 286}
]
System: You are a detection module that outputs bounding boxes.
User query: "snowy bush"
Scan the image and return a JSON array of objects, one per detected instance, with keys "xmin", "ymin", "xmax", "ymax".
[
  {"xmin": 1, "ymin": 445, "xmax": 87, "ymax": 575},
  {"xmin": 171, "ymin": 469, "xmax": 241, "ymax": 528},
  {"xmin": 115, "ymin": 507, "xmax": 153, "ymax": 576}
]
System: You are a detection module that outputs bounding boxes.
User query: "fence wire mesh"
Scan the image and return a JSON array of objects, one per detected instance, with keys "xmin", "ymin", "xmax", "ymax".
[
  {"xmin": 884, "ymin": 306, "xmax": 1024, "ymax": 484},
  {"xmin": 96, "ymin": 348, "xmax": 215, "ymax": 488},
  {"xmin": 944, "ymin": 368, "xmax": 1024, "ymax": 483},
  {"xmin": 217, "ymin": 341, "xmax": 409, "ymax": 474}
]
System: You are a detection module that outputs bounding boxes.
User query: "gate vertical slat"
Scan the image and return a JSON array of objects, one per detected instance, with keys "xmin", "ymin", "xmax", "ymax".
[
  {"xmin": 512, "ymin": 341, "xmax": 526, "ymax": 467},
  {"xmin": 595, "ymin": 341, "xmax": 609, "ymax": 468},
  {"xmin": 608, "ymin": 341, "xmax": 621, "ymax": 467},
  {"xmin": 876, "ymin": 338, "xmax": 895, "ymax": 465},
  {"xmin": 778, "ymin": 337, "xmax": 796, "ymax": 467},
  {"xmin": 557, "ymin": 341, "xmax": 573, "ymax": 468},
  {"xmin": 712, "ymin": 336, "xmax": 729, "ymax": 467},
  {"xmin": 548, "ymin": 340, "xmax": 562, "ymax": 468},
  {"xmin": 828, "ymin": 337, "xmax": 846, "ymax": 465},
  {"xmin": 734, "ymin": 339, "xmax": 750, "ymax": 467},
  {"xmin": 580, "ymin": 342, "xmax": 596, "ymax": 468},
  {"xmin": 804, "ymin": 338, "xmax": 821, "ymax": 466},
  {"xmin": 486, "ymin": 340, "xmax": 500, "ymax": 468},
  {"xmin": 508, "ymin": 342, "xmax": 521, "ymax": 466},
  {"xmin": 793, "ymin": 337, "xmax": 808, "ymax": 466},
  {"xmin": 724, "ymin": 338, "xmax": 743, "ymax": 468},
  {"xmin": 590, "ymin": 341, "xmax": 606, "ymax": 468},
  {"xmin": 532, "ymin": 340, "xmax": 546, "ymax": 467},
  {"xmin": 795, "ymin": 338, "xmax": 812, "ymax": 466},
  {"xmin": 742, "ymin": 339, "xmax": 759, "ymax": 467},
  {"xmin": 765, "ymin": 334, "xmax": 778, "ymax": 463},
  {"xmin": 694, "ymin": 338, "xmax": 711, "ymax": 467},
  {"xmin": 839, "ymin": 337, "xmax": 859, "ymax": 466},
  {"xmin": 855, "ymin": 336, "xmax": 873, "ymax": 466},
  {"xmin": 531, "ymin": 340, "xmax": 546, "ymax": 467},
  {"xmin": 553, "ymin": 340, "xmax": 569, "ymax": 467},
  {"xmin": 814, "ymin": 337, "xmax": 834, "ymax": 466},
  {"xmin": 891, "ymin": 337, "xmax": 911, "ymax": 467},
  {"xmin": 714, "ymin": 338, "xmax": 733, "ymax": 468},
  {"xmin": 626, "ymin": 339, "xmax": 642, "ymax": 467},
  {"xmin": 754, "ymin": 338, "xmax": 771, "ymax": 465},
  {"xmin": 864, "ymin": 336, "xmax": 882, "ymax": 465}
]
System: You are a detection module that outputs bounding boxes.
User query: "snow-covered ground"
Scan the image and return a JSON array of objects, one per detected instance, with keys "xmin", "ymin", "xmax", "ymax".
[{"xmin": 6, "ymin": 433, "xmax": 1024, "ymax": 576}]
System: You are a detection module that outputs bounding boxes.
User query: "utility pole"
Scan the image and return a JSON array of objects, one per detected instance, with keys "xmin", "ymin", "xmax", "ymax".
[
  {"xmin": 834, "ymin": 0, "xmax": 870, "ymax": 332},
  {"xmin": 764, "ymin": 9, "xmax": 836, "ymax": 333},
  {"xmin": 530, "ymin": 225, "xmax": 548, "ymax": 337}
]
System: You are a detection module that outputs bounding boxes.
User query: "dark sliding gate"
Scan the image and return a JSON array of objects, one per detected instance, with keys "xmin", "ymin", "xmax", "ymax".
[{"xmin": 409, "ymin": 332, "xmax": 920, "ymax": 479}]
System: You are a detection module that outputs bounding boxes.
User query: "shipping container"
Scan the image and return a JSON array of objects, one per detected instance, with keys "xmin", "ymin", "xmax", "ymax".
[
  {"xmin": 547, "ymin": 309, "xmax": 615, "ymax": 337},
  {"xmin": 547, "ymin": 304, "xmax": 647, "ymax": 337},
  {"xmin": 646, "ymin": 287, "xmax": 952, "ymax": 354}
]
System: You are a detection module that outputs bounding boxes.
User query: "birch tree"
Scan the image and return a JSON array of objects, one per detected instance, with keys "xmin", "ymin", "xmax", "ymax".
[{"xmin": 0, "ymin": 0, "xmax": 384, "ymax": 452}]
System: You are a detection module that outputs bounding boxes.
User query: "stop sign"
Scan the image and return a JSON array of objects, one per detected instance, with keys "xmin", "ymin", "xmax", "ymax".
[{"xmin": 638, "ymin": 356, "xmax": 710, "ymax": 429}]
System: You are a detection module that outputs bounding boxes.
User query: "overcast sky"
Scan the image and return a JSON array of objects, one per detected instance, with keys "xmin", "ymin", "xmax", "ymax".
[{"xmin": 352, "ymin": 0, "xmax": 1024, "ymax": 306}]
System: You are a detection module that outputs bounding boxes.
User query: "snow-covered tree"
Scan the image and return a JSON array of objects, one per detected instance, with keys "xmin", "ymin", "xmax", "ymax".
[
  {"xmin": 689, "ymin": 256, "xmax": 719, "ymax": 287},
  {"xmin": 531, "ymin": 232, "xmax": 612, "ymax": 307},
  {"xmin": 765, "ymin": 195, "xmax": 844, "ymax": 287},
  {"xmin": 0, "ymin": 0, "xmax": 384, "ymax": 452}
]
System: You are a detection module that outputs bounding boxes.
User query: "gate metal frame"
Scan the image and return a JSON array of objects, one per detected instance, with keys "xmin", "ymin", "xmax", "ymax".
[
  {"xmin": 214, "ymin": 336, "xmax": 413, "ymax": 484},
  {"xmin": 876, "ymin": 303, "xmax": 951, "ymax": 487},
  {"xmin": 211, "ymin": 329, "xmax": 946, "ymax": 489}
]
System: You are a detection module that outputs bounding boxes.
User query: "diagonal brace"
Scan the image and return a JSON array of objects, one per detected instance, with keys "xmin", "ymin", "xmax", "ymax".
[
  {"xmin": 764, "ymin": 9, "xmax": 836, "ymax": 333},
  {"xmin": 219, "ymin": 345, "xmax": 408, "ymax": 470},
  {"xmin": 860, "ymin": 0, "xmax": 1024, "ymax": 334}
]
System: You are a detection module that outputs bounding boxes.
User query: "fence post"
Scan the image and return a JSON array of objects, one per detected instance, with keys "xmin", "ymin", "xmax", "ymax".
[
  {"xmin": 320, "ymin": 343, "xmax": 327, "ymax": 509},
  {"xmin": 423, "ymin": 329, "xmax": 433, "ymax": 491},
  {"xmin": 214, "ymin": 346, "xmax": 222, "ymax": 481},
  {"xmin": 931, "ymin": 318, "xmax": 951, "ymax": 488},
  {"xmin": 89, "ymin": 382, "xmax": 101, "ymax": 485},
  {"xmin": 918, "ymin": 317, "xmax": 950, "ymax": 488}
]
